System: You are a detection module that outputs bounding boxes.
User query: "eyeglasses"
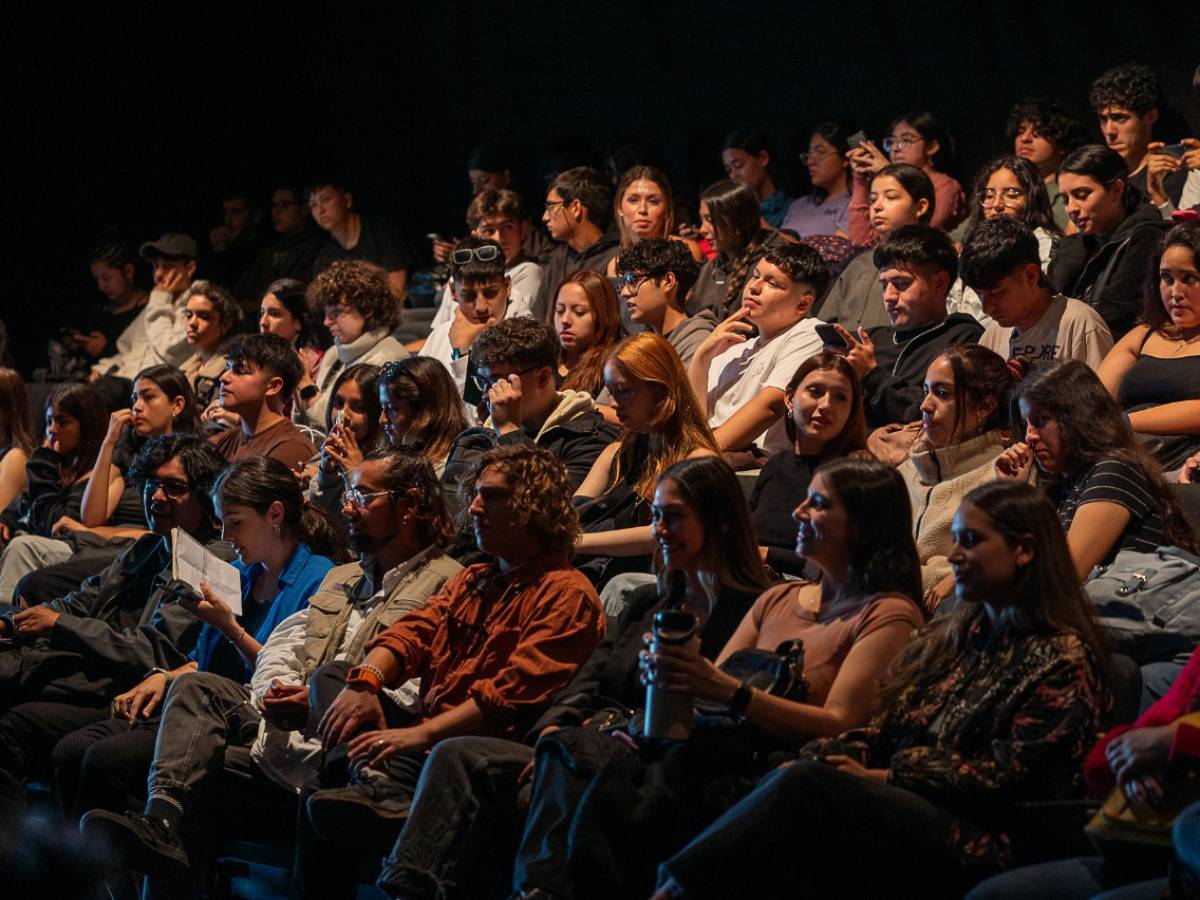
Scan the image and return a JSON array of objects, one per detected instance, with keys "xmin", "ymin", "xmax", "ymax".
[
  {"xmin": 450, "ymin": 245, "xmax": 501, "ymax": 265},
  {"xmin": 343, "ymin": 482, "xmax": 396, "ymax": 509},
  {"xmin": 617, "ymin": 271, "xmax": 655, "ymax": 293},
  {"xmin": 143, "ymin": 477, "xmax": 191, "ymax": 499},
  {"xmin": 800, "ymin": 148, "xmax": 838, "ymax": 163},
  {"xmin": 979, "ymin": 188, "xmax": 1027, "ymax": 208},
  {"xmin": 882, "ymin": 136, "xmax": 924, "ymax": 154},
  {"xmin": 471, "ymin": 366, "xmax": 540, "ymax": 394},
  {"xmin": 544, "ymin": 199, "xmax": 567, "ymax": 215}
]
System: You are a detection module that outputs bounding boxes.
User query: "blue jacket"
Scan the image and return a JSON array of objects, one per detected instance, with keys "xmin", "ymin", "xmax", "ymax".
[{"xmin": 190, "ymin": 542, "xmax": 335, "ymax": 679}]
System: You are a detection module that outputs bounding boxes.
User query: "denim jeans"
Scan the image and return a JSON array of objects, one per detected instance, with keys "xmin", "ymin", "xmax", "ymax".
[
  {"xmin": 377, "ymin": 735, "xmax": 534, "ymax": 900},
  {"xmin": 658, "ymin": 761, "xmax": 993, "ymax": 900},
  {"xmin": 966, "ymin": 856, "xmax": 1169, "ymax": 900}
]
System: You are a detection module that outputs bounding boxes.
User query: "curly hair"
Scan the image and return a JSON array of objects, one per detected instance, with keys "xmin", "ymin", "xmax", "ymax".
[
  {"xmin": 1089, "ymin": 62, "xmax": 1161, "ymax": 115},
  {"xmin": 960, "ymin": 155, "xmax": 1060, "ymax": 237},
  {"xmin": 306, "ymin": 259, "xmax": 399, "ymax": 334},
  {"xmin": 368, "ymin": 448, "xmax": 457, "ymax": 548},
  {"xmin": 469, "ymin": 444, "xmax": 580, "ymax": 553},
  {"xmin": 128, "ymin": 433, "xmax": 227, "ymax": 520},
  {"xmin": 180, "ymin": 280, "xmax": 242, "ymax": 337},
  {"xmin": 1005, "ymin": 99, "xmax": 1091, "ymax": 156}
]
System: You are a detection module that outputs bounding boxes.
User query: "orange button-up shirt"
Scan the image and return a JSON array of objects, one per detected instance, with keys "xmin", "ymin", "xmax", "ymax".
[{"xmin": 366, "ymin": 561, "xmax": 604, "ymax": 736}]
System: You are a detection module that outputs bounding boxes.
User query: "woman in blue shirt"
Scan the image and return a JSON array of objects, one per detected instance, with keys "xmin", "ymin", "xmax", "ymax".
[{"xmin": 52, "ymin": 456, "xmax": 347, "ymax": 817}]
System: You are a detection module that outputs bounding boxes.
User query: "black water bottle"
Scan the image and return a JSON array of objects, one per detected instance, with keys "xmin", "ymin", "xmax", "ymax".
[{"xmin": 644, "ymin": 572, "xmax": 696, "ymax": 740}]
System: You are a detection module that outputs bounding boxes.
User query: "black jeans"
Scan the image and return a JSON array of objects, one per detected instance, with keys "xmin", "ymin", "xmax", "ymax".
[
  {"xmin": 377, "ymin": 735, "xmax": 534, "ymax": 900},
  {"xmin": 658, "ymin": 761, "xmax": 995, "ymax": 900},
  {"xmin": 0, "ymin": 700, "xmax": 108, "ymax": 809},
  {"xmin": 52, "ymin": 714, "xmax": 158, "ymax": 817}
]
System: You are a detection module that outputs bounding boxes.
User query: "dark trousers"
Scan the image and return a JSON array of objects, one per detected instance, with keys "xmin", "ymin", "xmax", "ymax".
[
  {"xmin": 14, "ymin": 545, "xmax": 127, "ymax": 607},
  {"xmin": 52, "ymin": 715, "xmax": 158, "ymax": 817},
  {"xmin": 377, "ymin": 735, "xmax": 533, "ymax": 900},
  {"xmin": 0, "ymin": 700, "xmax": 108, "ymax": 808},
  {"xmin": 658, "ymin": 761, "xmax": 994, "ymax": 900}
]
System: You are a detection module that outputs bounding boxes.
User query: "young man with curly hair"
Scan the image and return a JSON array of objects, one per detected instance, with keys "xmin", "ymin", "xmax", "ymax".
[
  {"xmin": 1089, "ymin": 61, "xmax": 1188, "ymax": 210},
  {"xmin": 1006, "ymin": 98, "xmax": 1091, "ymax": 231},
  {"xmin": 303, "ymin": 259, "xmax": 409, "ymax": 426},
  {"xmin": 273, "ymin": 444, "xmax": 603, "ymax": 897}
]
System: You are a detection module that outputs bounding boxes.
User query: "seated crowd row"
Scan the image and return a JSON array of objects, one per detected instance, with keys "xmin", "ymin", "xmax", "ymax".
[{"xmin": 0, "ymin": 60, "xmax": 1199, "ymax": 899}]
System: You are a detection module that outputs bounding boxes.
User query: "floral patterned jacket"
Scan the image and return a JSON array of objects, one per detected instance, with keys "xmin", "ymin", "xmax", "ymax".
[{"xmin": 801, "ymin": 609, "xmax": 1105, "ymax": 868}]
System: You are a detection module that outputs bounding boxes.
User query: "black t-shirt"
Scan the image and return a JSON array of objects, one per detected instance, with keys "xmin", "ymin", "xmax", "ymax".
[
  {"xmin": 1129, "ymin": 165, "xmax": 1189, "ymax": 209},
  {"xmin": 1053, "ymin": 458, "xmax": 1166, "ymax": 563},
  {"xmin": 313, "ymin": 213, "xmax": 416, "ymax": 275},
  {"xmin": 749, "ymin": 451, "xmax": 821, "ymax": 578}
]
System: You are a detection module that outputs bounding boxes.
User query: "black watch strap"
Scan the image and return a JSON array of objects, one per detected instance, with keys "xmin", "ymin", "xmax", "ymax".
[{"xmin": 727, "ymin": 684, "xmax": 754, "ymax": 718}]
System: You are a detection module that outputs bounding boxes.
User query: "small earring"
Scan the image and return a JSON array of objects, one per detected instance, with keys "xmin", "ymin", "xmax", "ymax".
[{"xmin": 273, "ymin": 522, "xmax": 281, "ymax": 538}]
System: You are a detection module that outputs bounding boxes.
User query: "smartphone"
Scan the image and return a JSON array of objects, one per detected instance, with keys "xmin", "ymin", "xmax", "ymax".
[
  {"xmin": 815, "ymin": 323, "xmax": 850, "ymax": 353},
  {"xmin": 846, "ymin": 130, "xmax": 867, "ymax": 150},
  {"xmin": 1156, "ymin": 143, "xmax": 1187, "ymax": 158}
]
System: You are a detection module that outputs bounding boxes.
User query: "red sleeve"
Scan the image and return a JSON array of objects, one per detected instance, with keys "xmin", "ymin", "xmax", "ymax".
[
  {"xmin": 846, "ymin": 173, "xmax": 877, "ymax": 247},
  {"xmin": 1171, "ymin": 719, "xmax": 1200, "ymax": 764},
  {"xmin": 930, "ymin": 174, "xmax": 967, "ymax": 232},
  {"xmin": 365, "ymin": 574, "xmax": 462, "ymax": 676}
]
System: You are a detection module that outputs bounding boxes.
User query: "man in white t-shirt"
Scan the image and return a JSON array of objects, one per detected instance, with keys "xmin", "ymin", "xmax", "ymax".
[
  {"xmin": 687, "ymin": 243, "xmax": 829, "ymax": 455},
  {"xmin": 961, "ymin": 218, "xmax": 1113, "ymax": 368}
]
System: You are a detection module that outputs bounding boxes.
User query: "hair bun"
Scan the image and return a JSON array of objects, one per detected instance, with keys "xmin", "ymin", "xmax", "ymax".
[{"xmin": 1006, "ymin": 356, "xmax": 1032, "ymax": 382}]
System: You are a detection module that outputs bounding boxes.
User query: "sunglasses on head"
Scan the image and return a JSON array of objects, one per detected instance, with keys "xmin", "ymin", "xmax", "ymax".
[{"xmin": 451, "ymin": 245, "xmax": 501, "ymax": 265}]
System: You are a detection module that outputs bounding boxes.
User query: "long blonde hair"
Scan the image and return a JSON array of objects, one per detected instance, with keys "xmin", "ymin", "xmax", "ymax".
[{"xmin": 605, "ymin": 333, "xmax": 718, "ymax": 499}]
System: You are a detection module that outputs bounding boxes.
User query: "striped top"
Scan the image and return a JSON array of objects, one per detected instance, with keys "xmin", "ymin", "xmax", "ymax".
[{"xmin": 1053, "ymin": 458, "xmax": 1166, "ymax": 562}]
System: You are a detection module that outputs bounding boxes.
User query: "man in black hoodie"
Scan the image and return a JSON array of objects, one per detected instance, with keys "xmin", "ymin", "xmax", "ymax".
[
  {"xmin": 0, "ymin": 433, "xmax": 231, "ymax": 807},
  {"xmin": 828, "ymin": 225, "xmax": 982, "ymax": 429}
]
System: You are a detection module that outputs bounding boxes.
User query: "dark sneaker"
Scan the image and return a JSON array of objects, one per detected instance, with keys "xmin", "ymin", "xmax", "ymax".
[
  {"xmin": 306, "ymin": 781, "xmax": 410, "ymax": 847},
  {"xmin": 80, "ymin": 809, "xmax": 189, "ymax": 879}
]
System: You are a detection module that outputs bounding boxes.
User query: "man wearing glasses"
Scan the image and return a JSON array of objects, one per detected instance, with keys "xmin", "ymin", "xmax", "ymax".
[
  {"xmin": 0, "ymin": 433, "xmax": 232, "ymax": 807},
  {"xmin": 616, "ymin": 238, "xmax": 716, "ymax": 367},
  {"xmin": 81, "ymin": 449, "xmax": 464, "ymax": 893},
  {"xmin": 533, "ymin": 167, "xmax": 621, "ymax": 322},
  {"xmin": 420, "ymin": 237, "xmax": 532, "ymax": 413}
]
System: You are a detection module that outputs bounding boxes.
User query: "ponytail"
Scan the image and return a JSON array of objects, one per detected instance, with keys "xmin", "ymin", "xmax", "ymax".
[{"xmin": 298, "ymin": 504, "xmax": 351, "ymax": 563}]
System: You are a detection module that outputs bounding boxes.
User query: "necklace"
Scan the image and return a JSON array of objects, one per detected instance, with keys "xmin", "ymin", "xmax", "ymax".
[{"xmin": 1168, "ymin": 333, "xmax": 1200, "ymax": 357}]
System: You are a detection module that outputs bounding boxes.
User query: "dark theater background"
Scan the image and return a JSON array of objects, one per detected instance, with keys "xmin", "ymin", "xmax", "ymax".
[{"xmin": 3, "ymin": 1, "xmax": 1198, "ymax": 374}]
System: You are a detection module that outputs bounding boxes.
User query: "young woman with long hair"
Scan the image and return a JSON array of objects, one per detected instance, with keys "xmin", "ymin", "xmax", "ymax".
[
  {"xmin": 307, "ymin": 362, "xmax": 384, "ymax": 515},
  {"xmin": 0, "ymin": 368, "xmax": 35, "ymax": 517},
  {"xmin": 606, "ymin": 166, "xmax": 704, "ymax": 274},
  {"xmin": 997, "ymin": 357, "xmax": 1199, "ymax": 579},
  {"xmin": 750, "ymin": 352, "xmax": 867, "ymax": 576},
  {"xmin": 507, "ymin": 456, "xmax": 925, "ymax": 900},
  {"xmin": 652, "ymin": 480, "xmax": 1110, "ymax": 900},
  {"xmin": 781, "ymin": 120, "xmax": 857, "ymax": 238},
  {"xmin": 375, "ymin": 357, "xmax": 469, "ymax": 475},
  {"xmin": 721, "ymin": 128, "xmax": 793, "ymax": 229},
  {"xmin": 554, "ymin": 270, "xmax": 625, "ymax": 400}
]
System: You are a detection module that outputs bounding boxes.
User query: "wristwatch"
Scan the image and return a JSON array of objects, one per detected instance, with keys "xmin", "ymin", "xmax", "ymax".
[
  {"xmin": 727, "ymin": 684, "xmax": 754, "ymax": 719},
  {"xmin": 346, "ymin": 664, "xmax": 385, "ymax": 694}
]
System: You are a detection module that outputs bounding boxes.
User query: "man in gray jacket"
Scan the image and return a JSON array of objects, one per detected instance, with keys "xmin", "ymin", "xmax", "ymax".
[{"xmin": 616, "ymin": 238, "xmax": 716, "ymax": 366}]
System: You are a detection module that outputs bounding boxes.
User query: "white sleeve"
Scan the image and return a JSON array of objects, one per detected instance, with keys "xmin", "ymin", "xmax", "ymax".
[
  {"xmin": 250, "ymin": 608, "xmax": 310, "ymax": 707},
  {"xmin": 141, "ymin": 289, "xmax": 193, "ymax": 366},
  {"xmin": 431, "ymin": 283, "xmax": 455, "ymax": 328},
  {"xmin": 762, "ymin": 324, "xmax": 824, "ymax": 391}
]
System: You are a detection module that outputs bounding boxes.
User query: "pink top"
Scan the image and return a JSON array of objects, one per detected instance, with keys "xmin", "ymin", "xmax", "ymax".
[{"xmin": 846, "ymin": 170, "xmax": 968, "ymax": 247}]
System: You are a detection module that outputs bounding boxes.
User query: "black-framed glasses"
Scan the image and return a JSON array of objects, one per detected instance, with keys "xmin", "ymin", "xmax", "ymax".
[
  {"xmin": 451, "ymin": 245, "xmax": 501, "ymax": 265},
  {"xmin": 471, "ymin": 366, "xmax": 540, "ymax": 394},
  {"xmin": 617, "ymin": 271, "xmax": 654, "ymax": 293},
  {"xmin": 143, "ymin": 477, "xmax": 191, "ymax": 499}
]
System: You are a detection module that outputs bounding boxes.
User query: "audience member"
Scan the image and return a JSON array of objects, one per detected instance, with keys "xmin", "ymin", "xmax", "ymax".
[
  {"xmin": 1089, "ymin": 62, "xmax": 1189, "ymax": 212},
  {"xmin": 309, "ymin": 177, "xmax": 415, "ymax": 301},
  {"xmin": 616, "ymin": 238, "xmax": 713, "ymax": 367},
  {"xmin": 722, "ymin": 128, "xmax": 793, "ymax": 228},
  {"xmin": 257, "ymin": 277, "xmax": 326, "ymax": 411},
  {"xmin": 898, "ymin": 346, "xmax": 1014, "ymax": 608},
  {"xmin": 178, "ymin": 280, "xmax": 241, "ymax": 412},
  {"xmin": 652, "ymin": 480, "xmax": 1110, "ymax": 900},
  {"xmin": 554, "ymin": 270, "xmax": 624, "ymax": 402},
  {"xmin": 376, "ymin": 358, "xmax": 468, "ymax": 475},
  {"xmin": 0, "ymin": 369, "xmax": 34, "ymax": 517},
  {"xmin": 847, "ymin": 110, "xmax": 967, "ymax": 239},
  {"xmin": 997, "ymin": 358, "xmax": 1199, "ymax": 579},
  {"xmin": 379, "ymin": 455, "xmax": 763, "ymax": 900},
  {"xmin": 781, "ymin": 120, "xmax": 856, "ymax": 238},
  {"xmin": 442, "ymin": 317, "xmax": 617, "ymax": 508},
  {"xmin": 57, "ymin": 241, "xmax": 149, "ymax": 383},
  {"xmin": 420, "ymin": 237, "xmax": 529, "ymax": 405},
  {"xmin": 77, "ymin": 450, "xmax": 459, "ymax": 890},
  {"xmin": 235, "ymin": 184, "xmax": 326, "ymax": 305},
  {"xmin": 307, "ymin": 363, "xmax": 383, "ymax": 516},
  {"xmin": 139, "ymin": 234, "xmax": 200, "ymax": 370},
  {"xmin": 689, "ymin": 243, "xmax": 829, "ymax": 456},
  {"xmin": 814, "ymin": 163, "xmax": 936, "ymax": 331},
  {"xmin": 1006, "ymin": 99, "xmax": 1091, "ymax": 231},
  {"xmin": 533, "ymin": 167, "xmax": 620, "ymax": 322},
  {"xmin": 1097, "ymin": 222, "xmax": 1200, "ymax": 469},
  {"xmin": 1050, "ymin": 145, "xmax": 1168, "ymax": 338},
  {"xmin": 832, "ymin": 225, "xmax": 983, "ymax": 429},
  {"xmin": 209, "ymin": 333, "xmax": 315, "ymax": 469},
  {"xmin": 510, "ymin": 457, "xmax": 924, "ymax": 900},
  {"xmin": 429, "ymin": 188, "xmax": 545, "ymax": 332},
  {"xmin": 749, "ymin": 351, "xmax": 867, "ymax": 578},
  {"xmin": 690, "ymin": 179, "xmax": 785, "ymax": 320},
  {"xmin": 205, "ymin": 189, "xmax": 267, "ymax": 292},
  {"xmin": 303, "ymin": 260, "xmax": 406, "ymax": 427},
  {"xmin": 963, "ymin": 217, "xmax": 1112, "ymax": 367},
  {"xmin": 948, "ymin": 155, "xmax": 1064, "ymax": 322},
  {"xmin": 60, "ymin": 456, "xmax": 340, "ymax": 825},
  {"xmin": 0, "ymin": 434, "xmax": 230, "ymax": 808},
  {"xmin": 607, "ymin": 166, "xmax": 704, "ymax": 278},
  {"xmin": 0, "ymin": 384, "xmax": 144, "ymax": 601}
]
